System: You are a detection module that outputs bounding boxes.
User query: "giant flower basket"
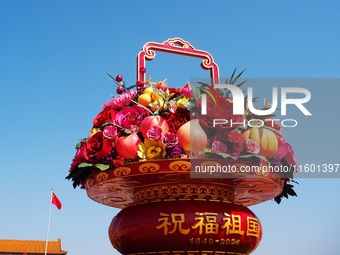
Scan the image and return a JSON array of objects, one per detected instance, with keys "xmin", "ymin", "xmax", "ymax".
[{"xmin": 67, "ymin": 38, "xmax": 297, "ymax": 255}]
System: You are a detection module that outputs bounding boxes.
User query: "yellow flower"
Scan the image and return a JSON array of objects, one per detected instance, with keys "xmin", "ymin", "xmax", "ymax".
[
  {"xmin": 89, "ymin": 128, "xmax": 100, "ymax": 136},
  {"xmin": 137, "ymin": 139, "xmax": 166, "ymax": 160},
  {"xmin": 150, "ymin": 98, "xmax": 166, "ymax": 112},
  {"xmin": 203, "ymin": 147, "xmax": 212, "ymax": 152},
  {"xmin": 176, "ymin": 97, "xmax": 190, "ymax": 109}
]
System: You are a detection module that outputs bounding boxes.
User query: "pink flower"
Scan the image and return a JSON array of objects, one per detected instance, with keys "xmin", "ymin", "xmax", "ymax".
[
  {"xmin": 103, "ymin": 125, "xmax": 118, "ymax": 140},
  {"xmin": 212, "ymin": 141, "xmax": 228, "ymax": 153},
  {"xmin": 103, "ymin": 89, "xmax": 137, "ymax": 110},
  {"xmin": 245, "ymin": 139, "xmax": 260, "ymax": 154},
  {"xmin": 181, "ymin": 83, "xmax": 191, "ymax": 98},
  {"xmin": 146, "ymin": 126, "xmax": 162, "ymax": 140},
  {"xmin": 228, "ymin": 130, "xmax": 246, "ymax": 152},
  {"xmin": 115, "ymin": 105, "xmax": 147, "ymax": 131},
  {"xmin": 161, "ymin": 132, "xmax": 178, "ymax": 148}
]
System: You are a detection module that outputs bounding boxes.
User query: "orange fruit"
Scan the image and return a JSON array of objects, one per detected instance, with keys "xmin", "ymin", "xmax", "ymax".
[
  {"xmin": 137, "ymin": 93, "xmax": 152, "ymax": 107},
  {"xmin": 143, "ymin": 87, "xmax": 154, "ymax": 95}
]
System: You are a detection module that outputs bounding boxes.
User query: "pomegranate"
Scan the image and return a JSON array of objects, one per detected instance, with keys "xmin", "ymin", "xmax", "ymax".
[
  {"xmin": 140, "ymin": 116, "xmax": 169, "ymax": 138},
  {"xmin": 177, "ymin": 119, "xmax": 207, "ymax": 152}
]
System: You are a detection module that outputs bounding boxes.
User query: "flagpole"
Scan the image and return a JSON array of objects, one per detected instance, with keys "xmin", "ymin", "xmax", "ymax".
[{"xmin": 44, "ymin": 189, "xmax": 53, "ymax": 255}]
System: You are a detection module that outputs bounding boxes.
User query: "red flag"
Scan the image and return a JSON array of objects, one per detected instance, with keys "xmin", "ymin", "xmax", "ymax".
[{"xmin": 51, "ymin": 191, "xmax": 62, "ymax": 210}]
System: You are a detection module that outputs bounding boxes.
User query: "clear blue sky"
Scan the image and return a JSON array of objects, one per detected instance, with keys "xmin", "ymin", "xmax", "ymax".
[{"xmin": 1, "ymin": 0, "xmax": 339, "ymax": 254}]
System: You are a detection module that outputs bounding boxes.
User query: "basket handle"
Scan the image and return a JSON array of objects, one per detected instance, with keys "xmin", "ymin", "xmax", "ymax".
[{"xmin": 137, "ymin": 38, "xmax": 220, "ymax": 85}]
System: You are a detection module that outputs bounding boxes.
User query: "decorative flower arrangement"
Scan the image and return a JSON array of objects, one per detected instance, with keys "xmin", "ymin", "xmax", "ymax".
[{"xmin": 66, "ymin": 70, "xmax": 297, "ymax": 203}]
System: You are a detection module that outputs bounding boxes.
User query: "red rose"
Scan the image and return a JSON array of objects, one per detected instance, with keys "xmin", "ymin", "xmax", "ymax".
[
  {"xmin": 196, "ymin": 85, "xmax": 244, "ymax": 128},
  {"xmin": 166, "ymin": 109, "xmax": 190, "ymax": 133},
  {"xmin": 69, "ymin": 141, "xmax": 86, "ymax": 172},
  {"xmin": 93, "ymin": 107, "xmax": 116, "ymax": 128},
  {"xmin": 83, "ymin": 131, "xmax": 112, "ymax": 162},
  {"xmin": 228, "ymin": 130, "xmax": 245, "ymax": 152},
  {"xmin": 168, "ymin": 87, "xmax": 181, "ymax": 97}
]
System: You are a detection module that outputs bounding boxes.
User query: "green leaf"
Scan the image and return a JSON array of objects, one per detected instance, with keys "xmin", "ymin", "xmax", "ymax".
[
  {"xmin": 225, "ymin": 69, "xmax": 247, "ymax": 97},
  {"xmin": 261, "ymin": 125, "xmax": 282, "ymax": 135},
  {"xmin": 256, "ymin": 155, "xmax": 269, "ymax": 161},
  {"xmin": 273, "ymin": 181, "xmax": 298, "ymax": 204},
  {"xmin": 78, "ymin": 162, "xmax": 94, "ymax": 168},
  {"xmin": 174, "ymin": 94, "xmax": 184, "ymax": 101},
  {"xmin": 106, "ymin": 73, "xmax": 125, "ymax": 87},
  {"xmin": 94, "ymin": 163, "xmax": 110, "ymax": 171},
  {"xmin": 75, "ymin": 139, "xmax": 86, "ymax": 149},
  {"xmin": 124, "ymin": 129, "xmax": 132, "ymax": 134},
  {"xmin": 106, "ymin": 72, "xmax": 116, "ymax": 81},
  {"xmin": 236, "ymin": 79, "xmax": 248, "ymax": 88},
  {"xmin": 291, "ymin": 179, "xmax": 299, "ymax": 185},
  {"xmin": 239, "ymin": 154, "xmax": 253, "ymax": 159},
  {"xmin": 203, "ymin": 152, "xmax": 236, "ymax": 160},
  {"xmin": 65, "ymin": 166, "xmax": 93, "ymax": 189},
  {"xmin": 192, "ymin": 85, "xmax": 201, "ymax": 100},
  {"xmin": 126, "ymin": 84, "xmax": 137, "ymax": 90},
  {"xmin": 216, "ymin": 88, "xmax": 224, "ymax": 96},
  {"xmin": 102, "ymin": 122, "xmax": 114, "ymax": 128},
  {"xmin": 274, "ymin": 196, "xmax": 281, "ymax": 204},
  {"xmin": 286, "ymin": 187, "xmax": 297, "ymax": 197},
  {"xmin": 226, "ymin": 68, "xmax": 237, "ymax": 84},
  {"xmin": 131, "ymin": 100, "xmax": 155, "ymax": 116},
  {"xmin": 230, "ymin": 69, "xmax": 246, "ymax": 85},
  {"xmin": 216, "ymin": 153, "xmax": 235, "ymax": 159},
  {"xmin": 200, "ymin": 87, "xmax": 217, "ymax": 105},
  {"xmin": 184, "ymin": 101, "xmax": 195, "ymax": 111},
  {"xmin": 239, "ymin": 154, "xmax": 268, "ymax": 162}
]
